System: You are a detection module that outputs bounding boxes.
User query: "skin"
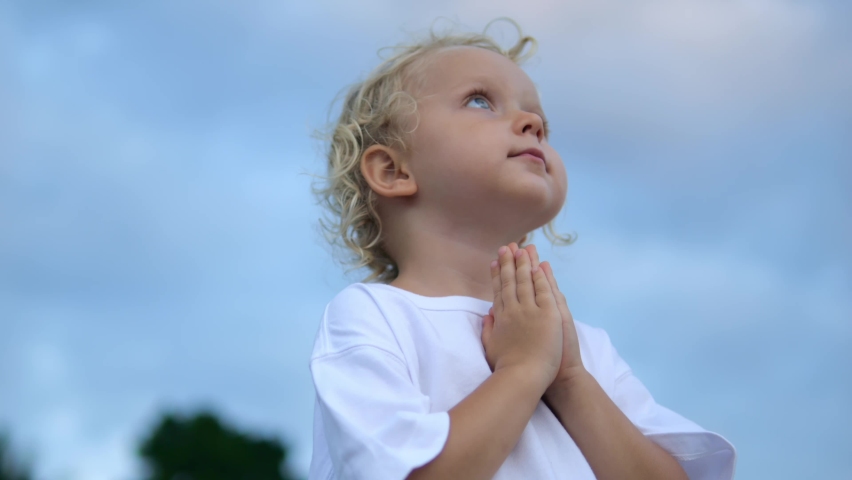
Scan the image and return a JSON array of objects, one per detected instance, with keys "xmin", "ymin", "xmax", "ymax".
[
  {"xmin": 361, "ymin": 45, "xmax": 567, "ymax": 302},
  {"xmin": 360, "ymin": 46, "xmax": 688, "ymax": 480}
]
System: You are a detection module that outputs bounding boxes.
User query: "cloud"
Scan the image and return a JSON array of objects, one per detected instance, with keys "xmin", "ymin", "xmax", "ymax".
[
  {"xmin": 540, "ymin": 226, "xmax": 851, "ymax": 478},
  {"xmin": 1, "ymin": 0, "xmax": 849, "ymax": 478}
]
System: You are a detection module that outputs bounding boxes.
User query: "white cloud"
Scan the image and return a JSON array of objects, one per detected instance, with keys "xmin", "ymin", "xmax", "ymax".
[
  {"xmin": 2, "ymin": 1, "xmax": 848, "ymax": 478},
  {"xmin": 636, "ymin": 0, "xmax": 822, "ymax": 48},
  {"xmin": 193, "ymin": 0, "xmax": 850, "ymax": 176},
  {"xmin": 563, "ymin": 231, "xmax": 851, "ymax": 335}
]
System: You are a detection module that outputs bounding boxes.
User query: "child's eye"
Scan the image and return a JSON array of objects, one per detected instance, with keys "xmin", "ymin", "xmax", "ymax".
[{"xmin": 466, "ymin": 96, "xmax": 491, "ymax": 110}]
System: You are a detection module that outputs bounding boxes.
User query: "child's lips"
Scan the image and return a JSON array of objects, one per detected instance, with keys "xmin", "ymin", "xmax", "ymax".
[{"xmin": 510, "ymin": 148, "xmax": 546, "ymax": 166}]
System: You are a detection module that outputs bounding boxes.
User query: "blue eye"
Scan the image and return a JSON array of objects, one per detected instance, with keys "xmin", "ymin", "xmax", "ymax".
[{"xmin": 466, "ymin": 96, "xmax": 490, "ymax": 110}]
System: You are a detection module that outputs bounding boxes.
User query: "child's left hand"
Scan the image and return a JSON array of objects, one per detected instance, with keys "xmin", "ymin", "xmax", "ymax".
[{"xmin": 488, "ymin": 243, "xmax": 586, "ymax": 396}]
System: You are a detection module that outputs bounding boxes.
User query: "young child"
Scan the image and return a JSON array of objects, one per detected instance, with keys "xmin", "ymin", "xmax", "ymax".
[{"xmin": 308, "ymin": 18, "xmax": 736, "ymax": 480}]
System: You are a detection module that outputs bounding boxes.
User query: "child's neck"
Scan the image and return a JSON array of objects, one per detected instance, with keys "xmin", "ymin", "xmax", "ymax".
[
  {"xmin": 389, "ymin": 275, "xmax": 492, "ymax": 302},
  {"xmin": 380, "ymin": 209, "xmax": 527, "ymax": 303},
  {"xmin": 390, "ymin": 234, "xmax": 512, "ymax": 301}
]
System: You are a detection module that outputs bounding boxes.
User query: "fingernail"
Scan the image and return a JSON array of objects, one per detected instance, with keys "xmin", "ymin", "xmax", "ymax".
[
  {"xmin": 515, "ymin": 249, "xmax": 523, "ymax": 258},
  {"xmin": 490, "ymin": 260, "xmax": 498, "ymax": 269},
  {"xmin": 498, "ymin": 246, "xmax": 507, "ymax": 255},
  {"xmin": 532, "ymin": 265, "xmax": 539, "ymax": 273}
]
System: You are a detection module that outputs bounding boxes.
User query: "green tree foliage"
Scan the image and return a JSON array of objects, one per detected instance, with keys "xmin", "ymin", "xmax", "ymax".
[
  {"xmin": 0, "ymin": 431, "xmax": 32, "ymax": 480},
  {"xmin": 138, "ymin": 410, "xmax": 299, "ymax": 480}
]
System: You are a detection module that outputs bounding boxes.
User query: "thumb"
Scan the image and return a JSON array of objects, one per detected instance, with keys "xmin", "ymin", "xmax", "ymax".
[{"xmin": 481, "ymin": 314, "xmax": 494, "ymax": 348}]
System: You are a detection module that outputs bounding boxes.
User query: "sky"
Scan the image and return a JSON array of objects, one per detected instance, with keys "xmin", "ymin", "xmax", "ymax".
[{"xmin": 1, "ymin": 0, "xmax": 850, "ymax": 478}]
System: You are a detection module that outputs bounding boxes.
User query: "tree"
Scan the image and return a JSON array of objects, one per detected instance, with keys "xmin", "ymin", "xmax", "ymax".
[
  {"xmin": 138, "ymin": 410, "xmax": 299, "ymax": 480},
  {"xmin": 0, "ymin": 431, "xmax": 32, "ymax": 480}
]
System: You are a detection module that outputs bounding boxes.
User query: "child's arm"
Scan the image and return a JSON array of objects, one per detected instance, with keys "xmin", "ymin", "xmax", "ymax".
[
  {"xmin": 543, "ymin": 373, "xmax": 689, "ymax": 480},
  {"xmin": 535, "ymin": 257, "xmax": 689, "ymax": 480},
  {"xmin": 508, "ymin": 243, "xmax": 689, "ymax": 479},
  {"xmin": 407, "ymin": 365, "xmax": 549, "ymax": 480},
  {"xmin": 409, "ymin": 246, "xmax": 563, "ymax": 480}
]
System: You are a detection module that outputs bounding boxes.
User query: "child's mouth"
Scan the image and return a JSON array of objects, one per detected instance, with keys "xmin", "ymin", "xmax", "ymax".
[{"xmin": 510, "ymin": 148, "xmax": 546, "ymax": 166}]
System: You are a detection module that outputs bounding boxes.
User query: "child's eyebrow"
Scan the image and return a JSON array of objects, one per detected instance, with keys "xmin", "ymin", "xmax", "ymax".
[{"xmin": 452, "ymin": 76, "xmax": 499, "ymax": 94}]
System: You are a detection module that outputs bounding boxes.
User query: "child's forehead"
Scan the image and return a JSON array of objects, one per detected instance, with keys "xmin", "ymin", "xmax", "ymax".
[{"xmin": 411, "ymin": 46, "xmax": 539, "ymax": 99}]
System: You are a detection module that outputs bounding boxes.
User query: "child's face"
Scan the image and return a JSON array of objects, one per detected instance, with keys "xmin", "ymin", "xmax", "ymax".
[{"xmin": 403, "ymin": 46, "xmax": 567, "ymax": 236}]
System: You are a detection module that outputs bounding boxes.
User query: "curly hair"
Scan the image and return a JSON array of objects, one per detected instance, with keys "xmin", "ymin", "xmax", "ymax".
[{"xmin": 310, "ymin": 17, "xmax": 575, "ymax": 284}]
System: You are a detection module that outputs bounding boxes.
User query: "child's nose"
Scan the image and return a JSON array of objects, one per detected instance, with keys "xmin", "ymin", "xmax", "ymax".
[{"xmin": 514, "ymin": 110, "xmax": 545, "ymax": 142}]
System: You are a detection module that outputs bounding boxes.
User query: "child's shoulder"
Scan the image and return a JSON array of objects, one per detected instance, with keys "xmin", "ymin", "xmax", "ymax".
[
  {"xmin": 323, "ymin": 282, "xmax": 405, "ymax": 317},
  {"xmin": 573, "ymin": 319, "xmax": 612, "ymax": 347},
  {"xmin": 572, "ymin": 320, "xmax": 628, "ymax": 380},
  {"xmin": 312, "ymin": 283, "xmax": 394, "ymax": 358},
  {"xmin": 326, "ymin": 281, "xmax": 379, "ymax": 308},
  {"xmin": 320, "ymin": 283, "xmax": 394, "ymax": 333}
]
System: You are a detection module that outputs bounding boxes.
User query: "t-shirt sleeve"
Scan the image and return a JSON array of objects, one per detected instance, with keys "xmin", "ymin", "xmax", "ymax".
[
  {"xmin": 310, "ymin": 285, "xmax": 449, "ymax": 480},
  {"xmin": 604, "ymin": 331, "xmax": 737, "ymax": 480}
]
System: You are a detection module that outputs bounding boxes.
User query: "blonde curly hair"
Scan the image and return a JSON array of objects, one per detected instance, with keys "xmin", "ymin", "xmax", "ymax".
[{"xmin": 310, "ymin": 17, "xmax": 575, "ymax": 284}]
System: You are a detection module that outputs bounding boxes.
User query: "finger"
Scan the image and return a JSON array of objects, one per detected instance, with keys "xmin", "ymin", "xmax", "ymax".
[
  {"xmin": 541, "ymin": 262, "xmax": 564, "ymax": 298},
  {"xmin": 542, "ymin": 261, "xmax": 572, "ymax": 318},
  {"xmin": 514, "ymin": 248, "xmax": 535, "ymax": 304},
  {"xmin": 541, "ymin": 261, "xmax": 557, "ymax": 291},
  {"xmin": 481, "ymin": 314, "xmax": 493, "ymax": 347},
  {"xmin": 532, "ymin": 259, "xmax": 556, "ymax": 307},
  {"xmin": 489, "ymin": 306, "xmax": 494, "ymax": 316},
  {"xmin": 525, "ymin": 244, "xmax": 540, "ymax": 271},
  {"xmin": 509, "ymin": 243, "xmax": 528, "ymax": 285},
  {"xmin": 490, "ymin": 257, "xmax": 503, "ymax": 312},
  {"xmin": 498, "ymin": 245, "xmax": 518, "ymax": 306},
  {"xmin": 481, "ymin": 314, "xmax": 495, "ymax": 371}
]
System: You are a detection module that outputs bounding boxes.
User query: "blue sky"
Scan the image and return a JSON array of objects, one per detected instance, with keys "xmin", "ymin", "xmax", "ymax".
[{"xmin": 1, "ymin": 1, "xmax": 850, "ymax": 478}]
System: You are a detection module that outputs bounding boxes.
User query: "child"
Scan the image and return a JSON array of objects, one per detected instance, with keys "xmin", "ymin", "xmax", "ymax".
[{"xmin": 308, "ymin": 18, "xmax": 736, "ymax": 480}]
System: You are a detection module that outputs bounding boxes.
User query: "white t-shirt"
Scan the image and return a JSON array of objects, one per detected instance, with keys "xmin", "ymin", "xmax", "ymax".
[{"xmin": 308, "ymin": 282, "xmax": 736, "ymax": 480}]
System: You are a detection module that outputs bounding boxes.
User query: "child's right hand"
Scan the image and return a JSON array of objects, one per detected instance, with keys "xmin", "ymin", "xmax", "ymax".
[{"xmin": 481, "ymin": 245, "xmax": 563, "ymax": 391}]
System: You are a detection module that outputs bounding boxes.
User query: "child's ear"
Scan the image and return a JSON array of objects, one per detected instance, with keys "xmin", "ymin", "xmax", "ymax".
[{"xmin": 360, "ymin": 144, "xmax": 417, "ymax": 198}]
